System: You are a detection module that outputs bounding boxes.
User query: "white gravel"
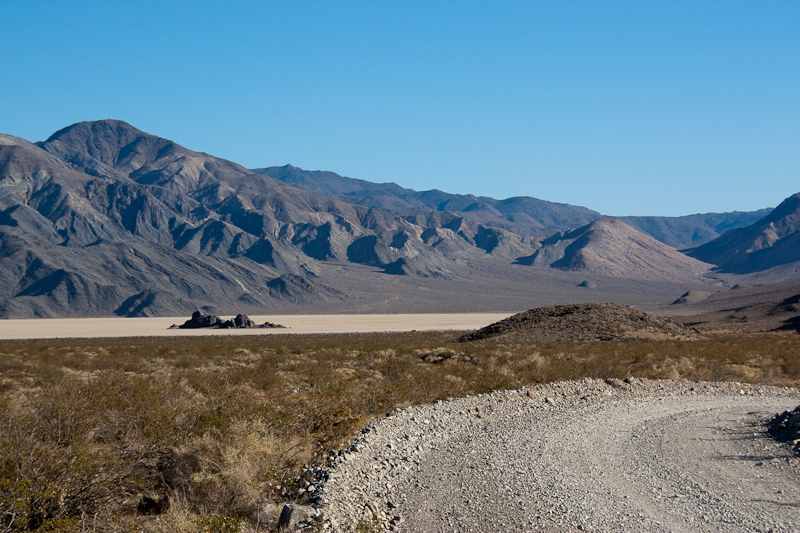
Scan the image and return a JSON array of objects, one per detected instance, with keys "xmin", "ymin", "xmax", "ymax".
[{"xmin": 310, "ymin": 378, "xmax": 800, "ymax": 533}]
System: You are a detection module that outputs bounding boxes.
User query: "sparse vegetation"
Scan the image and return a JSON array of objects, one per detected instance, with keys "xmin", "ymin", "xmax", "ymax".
[{"xmin": 1, "ymin": 331, "xmax": 799, "ymax": 532}]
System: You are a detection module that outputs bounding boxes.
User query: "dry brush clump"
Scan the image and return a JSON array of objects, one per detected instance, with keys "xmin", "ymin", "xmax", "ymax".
[{"xmin": 0, "ymin": 331, "xmax": 798, "ymax": 531}]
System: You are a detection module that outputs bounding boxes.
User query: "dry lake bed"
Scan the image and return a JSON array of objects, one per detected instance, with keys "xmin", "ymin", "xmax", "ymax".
[{"xmin": 0, "ymin": 313, "xmax": 514, "ymax": 340}]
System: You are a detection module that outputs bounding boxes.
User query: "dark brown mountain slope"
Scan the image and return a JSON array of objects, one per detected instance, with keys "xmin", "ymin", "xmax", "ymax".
[
  {"xmin": 0, "ymin": 229, "xmax": 345, "ymax": 318},
  {"xmin": 685, "ymin": 193, "xmax": 800, "ymax": 274}
]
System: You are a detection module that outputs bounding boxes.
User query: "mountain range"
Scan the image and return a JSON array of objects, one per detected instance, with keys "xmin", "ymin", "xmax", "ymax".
[
  {"xmin": 253, "ymin": 165, "xmax": 772, "ymax": 248},
  {"xmin": 0, "ymin": 120, "xmax": 797, "ymax": 318}
]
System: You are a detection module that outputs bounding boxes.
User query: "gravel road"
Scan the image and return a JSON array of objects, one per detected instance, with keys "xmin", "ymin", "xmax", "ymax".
[{"xmin": 312, "ymin": 379, "xmax": 800, "ymax": 533}]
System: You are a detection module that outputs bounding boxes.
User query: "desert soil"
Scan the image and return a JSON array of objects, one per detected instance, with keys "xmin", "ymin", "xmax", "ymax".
[
  {"xmin": 315, "ymin": 379, "xmax": 800, "ymax": 533},
  {"xmin": 0, "ymin": 313, "xmax": 512, "ymax": 340}
]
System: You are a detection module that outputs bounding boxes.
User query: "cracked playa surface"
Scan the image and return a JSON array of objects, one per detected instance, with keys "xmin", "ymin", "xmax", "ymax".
[{"xmin": 314, "ymin": 379, "xmax": 800, "ymax": 532}]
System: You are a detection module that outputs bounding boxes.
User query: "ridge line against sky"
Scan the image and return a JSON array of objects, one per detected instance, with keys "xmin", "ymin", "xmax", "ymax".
[{"xmin": 1, "ymin": 1, "xmax": 798, "ymax": 217}]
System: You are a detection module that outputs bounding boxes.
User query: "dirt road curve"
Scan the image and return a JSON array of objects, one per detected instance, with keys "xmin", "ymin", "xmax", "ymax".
[{"xmin": 316, "ymin": 379, "xmax": 800, "ymax": 533}]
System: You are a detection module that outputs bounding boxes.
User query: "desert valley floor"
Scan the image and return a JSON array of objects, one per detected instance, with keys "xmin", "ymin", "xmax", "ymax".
[{"xmin": 0, "ymin": 313, "xmax": 513, "ymax": 340}]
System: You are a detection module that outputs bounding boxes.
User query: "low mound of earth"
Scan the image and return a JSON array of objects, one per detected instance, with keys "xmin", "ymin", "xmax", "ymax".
[
  {"xmin": 458, "ymin": 303, "xmax": 702, "ymax": 342},
  {"xmin": 671, "ymin": 289, "xmax": 714, "ymax": 305},
  {"xmin": 310, "ymin": 379, "xmax": 799, "ymax": 533}
]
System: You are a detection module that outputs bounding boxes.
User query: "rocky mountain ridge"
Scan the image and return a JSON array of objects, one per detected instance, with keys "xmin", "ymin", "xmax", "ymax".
[
  {"xmin": 252, "ymin": 164, "xmax": 603, "ymax": 239},
  {"xmin": 621, "ymin": 210, "xmax": 773, "ymax": 248},
  {"xmin": 686, "ymin": 193, "xmax": 800, "ymax": 274},
  {"xmin": 0, "ymin": 121, "xmax": 541, "ymax": 317},
  {"xmin": 254, "ymin": 164, "xmax": 770, "ymax": 248}
]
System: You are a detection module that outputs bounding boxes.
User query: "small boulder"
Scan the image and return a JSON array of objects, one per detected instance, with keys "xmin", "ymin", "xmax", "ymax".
[
  {"xmin": 770, "ymin": 405, "xmax": 800, "ymax": 448},
  {"xmin": 219, "ymin": 314, "xmax": 257, "ymax": 328},
  {"xmin": 277, "ymin": 504, "xmax": 315, "ymax": 531},
  {"xmin": 233, "ymin": 314, "xmax": 256, "ymax": 328},
  {"xmin": 259, "ymin": 320, "xmax": 286, "ymax": 329}
]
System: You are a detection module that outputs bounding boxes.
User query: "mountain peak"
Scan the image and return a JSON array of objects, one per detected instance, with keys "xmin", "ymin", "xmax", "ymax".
[
  {"xmin": 43, "ymin": 119, "xmax": 143, "ymax": 144},
  {"xmin": 517, "ymin": 216, "xmax": 712, "ymax": 282},
  {"xmin": 588, "ymin": 215, "xmax": 621, "ymax": 227},
  {"xmin": 0, "ymin": 133, "xmax": 36, "ymax": 148},
  {"xmin": 764, "ymin": 192, "xmax": 800, "ymax": 222},
  {"xmin": 36, "ymin": 120, "xmax": 178, "ymax": 177}
]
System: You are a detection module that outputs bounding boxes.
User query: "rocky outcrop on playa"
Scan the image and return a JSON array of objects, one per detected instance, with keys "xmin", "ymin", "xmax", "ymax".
[{"xmin": 173, "ymin": 311, "xmax": 285, "ymax": 329}]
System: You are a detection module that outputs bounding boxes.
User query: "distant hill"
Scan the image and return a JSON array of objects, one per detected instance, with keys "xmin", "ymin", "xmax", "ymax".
[
  {"xmin": 685, "ymin": 193, "xmax": 800, "ymax": 274},
  {"xmin": 621, "ymin": 210, "xmax": 772, "ymax": 248},
  {"xmin": 515, "ymin": 217, "xmax": 713, "ymax": 282}
]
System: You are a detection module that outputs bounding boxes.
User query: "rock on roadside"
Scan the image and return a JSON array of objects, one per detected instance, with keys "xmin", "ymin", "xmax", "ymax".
[{"xmin": 770, "ymin": 404, "xmax": 800, "ymax": 454}]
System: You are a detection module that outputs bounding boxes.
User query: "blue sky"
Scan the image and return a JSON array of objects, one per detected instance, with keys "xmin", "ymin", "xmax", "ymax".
[{"xmin": 1, "ymin": 1, "xmax": 797, "ymax": 216}]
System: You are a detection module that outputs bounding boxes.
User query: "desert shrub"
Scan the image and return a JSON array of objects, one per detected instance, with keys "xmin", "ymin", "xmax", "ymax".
[
  {"xmin": 132, "ymin": 495, "xmax": 195, "ymax": 533},
  {"xmin": 0, "ymin": 378, "xmax": 147, "ymax": 531},
  {"xmin": 0, "ymin": 331, "xmax": 798, "ymax": 531},
  {"xmin": 165, "ymin": 418, "xmax": 308, "ymax": 518}
]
